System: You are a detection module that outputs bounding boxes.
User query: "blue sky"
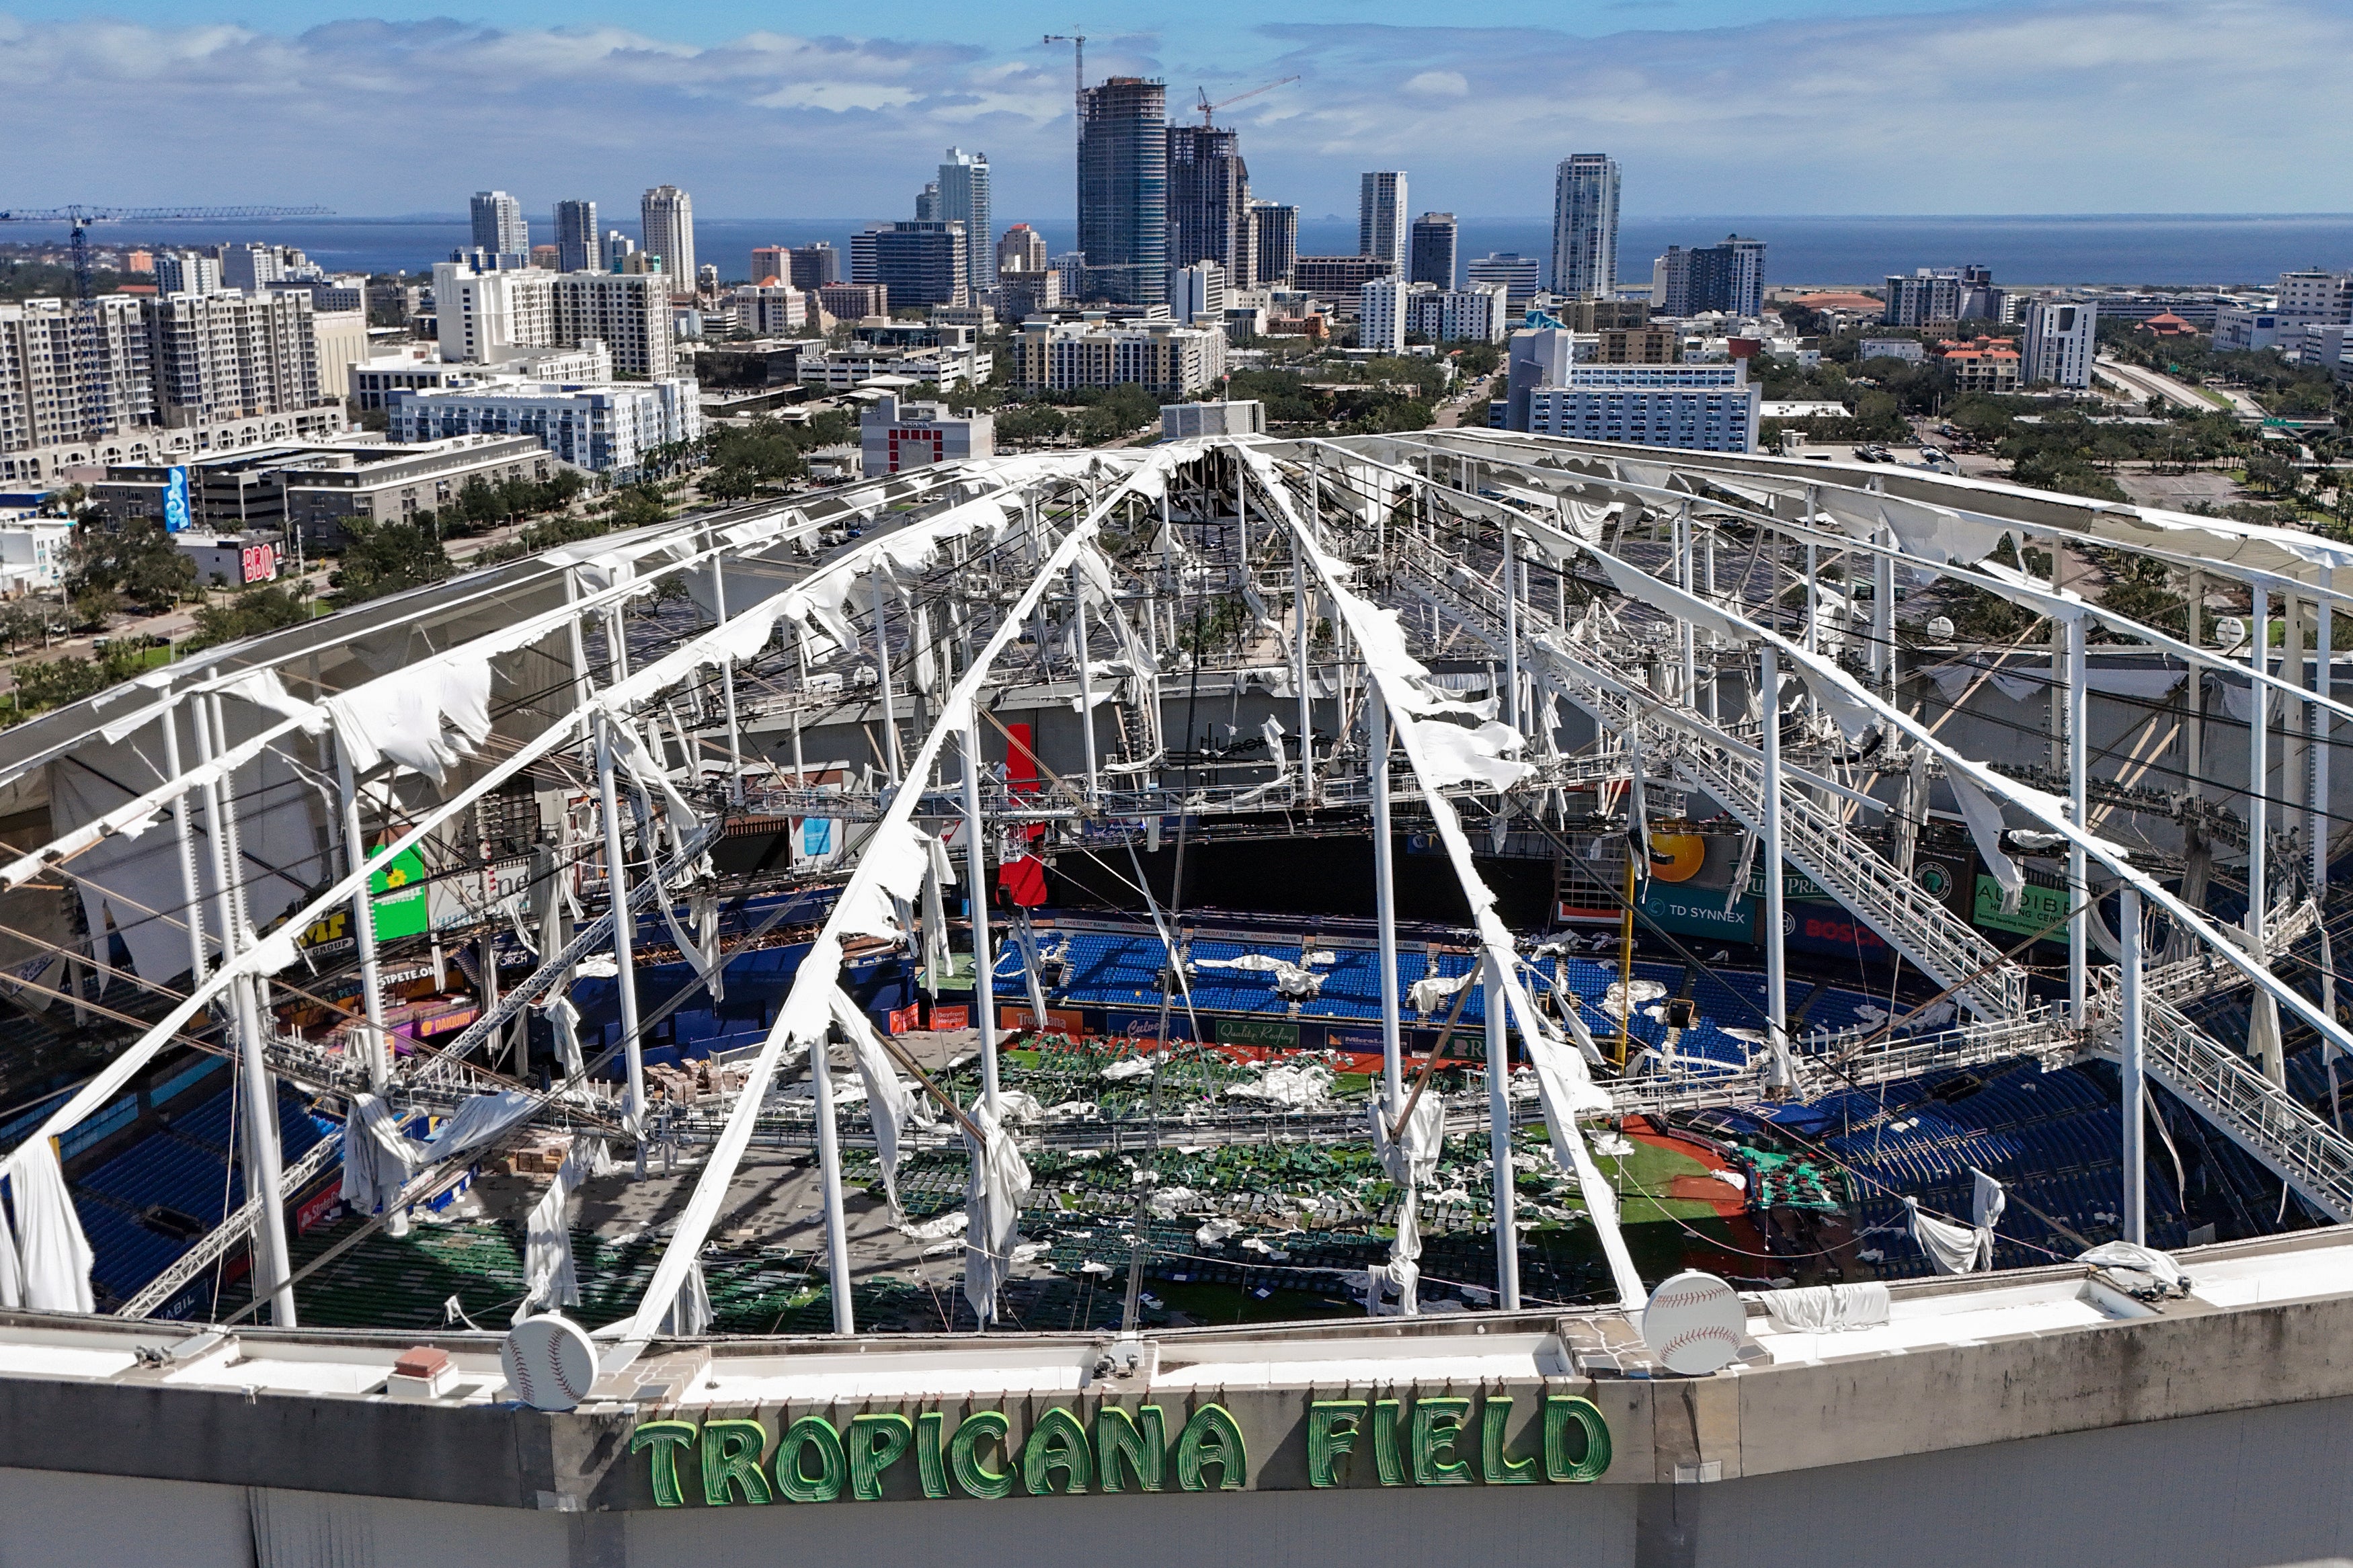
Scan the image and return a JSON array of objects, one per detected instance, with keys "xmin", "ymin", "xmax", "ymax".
[{"xmin": 6, "ymin": 0, "xmax": 2352, "ymax": 218}]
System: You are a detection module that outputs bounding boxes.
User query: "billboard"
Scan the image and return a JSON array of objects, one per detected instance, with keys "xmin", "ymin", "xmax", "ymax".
[{"xmin": 161, "ymin": 467, "xmax": 191, "ymax": 533}]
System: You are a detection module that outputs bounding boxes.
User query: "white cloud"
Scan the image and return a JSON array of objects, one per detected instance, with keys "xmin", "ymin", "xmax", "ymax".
[
  {"xmin": 1, "ymin": 2, "xmax": 2348, "ymax": 216},
  {"xmin": 1402, "ymin": 69, "xmax": 1469, "ymax": 97}
]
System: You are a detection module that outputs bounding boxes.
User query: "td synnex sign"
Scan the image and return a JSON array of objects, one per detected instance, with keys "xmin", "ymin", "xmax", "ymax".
[{"xmin": 630, "ymin": 1393, "xmax": 1612, "ymax": 1506}]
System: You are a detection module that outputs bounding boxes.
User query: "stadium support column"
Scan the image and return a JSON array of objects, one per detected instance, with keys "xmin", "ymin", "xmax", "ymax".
[
  {"xmin": 873, "ymin": 574, "xmax": 903, "ymax": 787},
  {"xmin": 1503, "ymin": 522, "xmax": 1521, "ymax": 737},
  {"xmin": 192, "ymin": 698, "xmax": 296, "ymax": 1327},
  {"xmin": 708, "ymin": 528, "xmax": 744, "ymax": 804},
  {"xmin": 810, "ymin": 993, "xmax": 856, "ymax": 1335},
  {"xmin": 334, "ymin": 743, "xmax": 391, "ymax": 1093},
  {"xmin": 1703, "ymin": 532, "xmax": 1720, "ymax": 723},
  {"xmin": 961, "ymin": 719, "xmax": 1002, "ymax": 1120},
  {"xmin": 2315, "ymin": 569, "xmax": 2333, "ymax": 901},
  {"xmin": 2249, "ymin": 577, "xmax": 2281, "ymax": 1085},
  {"xmin": 1072, "ymin": 565, "xmax": 1099, "ymax": 802},
  {"xmin": 1370, "ymin": 687, "xmax": 1402, "ymax": 1120},
  {"xmin": 1677, "ymin": 500, "xmax": 1696, "ymax": 706},
  {"xmin": 1483, "ymin": 951, "xmax": 1521, "ymax": 1310},
  {"xmin": 1293, "ymin": 526, "xmax": 1314, "ymax": 801},
  {"xmin": 1760, "ymin": 642, "xmax": 1792, "ymax": 1093},
  {"xmin": 1874, "ymin": 522, "xmax": 1897, "ymax": 702},
  {"xmin": 596, "ymin": 710, "xmax": 649, "ymax": 1171},
  {"xmin": 2119, "ymin": 885, "xmax": 2146, "ymax": 1246},
  {"xmin": 2067, "ymin": 612, "xmax": 2088, "ymax": 1026},
  {"xmin": 158, "ymin": 696, "xmax": 210, "ymax": 997}
]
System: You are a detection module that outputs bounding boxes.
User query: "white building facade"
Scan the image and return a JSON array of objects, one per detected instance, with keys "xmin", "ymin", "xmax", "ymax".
[
  {"xmin": 2021, "ymin": 299, "xmax": 2097, "ymax": 388},
  {"xmin": 432, "ymin": 261, "xmax": 676, "ymax": 378},
  {"xmin": 386, "ymin": 377, "xmax": 699, "ymax": 477},
  {"xmin": 1551, "ymin": 154, "xmax": 1620, "ymax": 300},
  {"xmin": 1358, "ymin": 172, "xmax": 1409, "ymax": 275}
]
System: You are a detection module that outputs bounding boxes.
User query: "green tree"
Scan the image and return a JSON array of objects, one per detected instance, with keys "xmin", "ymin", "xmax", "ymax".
[
  {"xmin": 330, "ymin": 518, "xmax": 452, "ymax": 606},
  {"xmin": 189, "ymin": 583, "xmax": 314, "ymax": 649},
  {"xmin": 63, "ymin": 517, "xmax": 195, "ymax": 615}
]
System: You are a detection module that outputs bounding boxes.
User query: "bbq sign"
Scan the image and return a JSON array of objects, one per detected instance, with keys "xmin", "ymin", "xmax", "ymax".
[{"xmin": 629, "ymin": 1393, "xmax": 1610, "ymax": 1505}]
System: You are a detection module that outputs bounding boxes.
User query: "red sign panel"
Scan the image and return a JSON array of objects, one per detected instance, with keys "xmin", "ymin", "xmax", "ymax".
[
  {"xmin": 887, "ymin": 1004, "xmax": 919, "ymax": 1034},
  {"xmin": 928, "ymin": 1005, "xmax": 969, "ymax": 1031},
  {"xmin": 240, "ymin": 543, "xmax": 277, "ymax": 583},
  {"xmin": 294, "ymin": 1184, "xmax": 343, "ymax": 1235}
]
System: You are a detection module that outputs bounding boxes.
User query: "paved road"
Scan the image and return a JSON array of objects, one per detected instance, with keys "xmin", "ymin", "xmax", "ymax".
[
  {"xmin": 1435, "ymin": 373, "xmax": 1494, "ymax": 430},
  {"xmin": 2097, "ymin": 354, "xmax": 2264, "ymax": 421}
]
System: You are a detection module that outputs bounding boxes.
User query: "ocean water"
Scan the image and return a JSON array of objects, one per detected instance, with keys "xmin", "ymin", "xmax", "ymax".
[{"xmin": 15, "ymin": 212, "xmax": 2350, "ymax": 289}]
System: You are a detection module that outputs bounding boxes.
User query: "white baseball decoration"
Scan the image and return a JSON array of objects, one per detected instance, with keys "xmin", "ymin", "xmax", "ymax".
[
  {"xmin": 1640, "ymin": 1270, "xmax": 1745, "ymax": 1374},
  {"xmin": 502, "ymin": 1314, "xmax": 598, "ymax": 1411}
]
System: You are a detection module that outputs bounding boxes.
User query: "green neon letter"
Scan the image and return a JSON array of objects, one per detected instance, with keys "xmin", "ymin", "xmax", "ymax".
[
  {"xmin": 699, "ymin": 1418, "xmax": 772, "ymax": 1505},
  {"xmin": 1412, "ymin": 1397, "xmax": 1473, "ymax": 1485},
  {"xmin": 1544, "ymin": 1395, "xmax": 1612, "ymax": 1483},
  {"xmin": 848, "ymin": 1413, "xmax": 915, "ymax": 1501},
  {"xmin": 774, "ymin": 1415, "xmax": 845, "ymax": 1503},
  {"xmin": 1174, "ymin": 1403, "xmax": 1248, "ymax": 1491},
  {"xmin": 631, "ymin": 1420, "xmax": 698, "ymax": 1508},
  {"xmin": 1371, "ymin": 1398, "xmax": 1406, "ymax": 1486},
  {"xmin": 1308, "ymin": 1401, "xmax": 1367, "ymax": 1488},
  {"xmin": 1480, "ymin": 1396, "xmax": 1538, "ymax": 1485},
  {"xmin": 948, "ymin": 1410, "xmax": 1013, "ymax": 1499},
  {"xmin": 1022, "ymin": 1406, "xmax": 1092, "ymax": 1495},
  {"xmin": 916, "ymin": 1410, "xmax": 950, "ymax": 1499},
  {"xmin": 1095, "ymin": 1404, "xmax": 1165, "ymax": 1493}
]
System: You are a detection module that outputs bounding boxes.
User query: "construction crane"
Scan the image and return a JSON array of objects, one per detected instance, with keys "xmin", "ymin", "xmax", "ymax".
[
  {"xmin": 0, "ymin": 203, "xmax": 330, "ymax": 441},
  {"xmin": 1042, "ymin": 33, "xmax": 1087, "ymax": 116},
  {"xmin": 1194, "ymin": 75, "xmax": 1300, "ymax": 128}
]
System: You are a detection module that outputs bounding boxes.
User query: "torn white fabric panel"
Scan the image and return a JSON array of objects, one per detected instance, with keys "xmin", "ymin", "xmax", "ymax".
[
  {"xmin": 830, "ymin": 989, "xmax": 920, "ymax": 1212},
  {"xmin": 1905, "ymin": 1197, "xmax": 1983, "ymax": 1274},
  {"xmin": 222, "ymin": 669, "xmax": 331, "ymax": 733},
  {"xmin": 340, "ymin": 1094, "xmax": 428, "ymax": 1216},
  {"xmin": 1407, "ymin": 968, "xmax": 1474, "ymax": 1016},
  {"xmin": 513, "ymin": 1139, "xmax": 593, "ymax": 1323},
  {"xmin": 833, "ymin": 819, "xmax": 932, "ymax": 940},
  {"xmin": 425, "ymin": 1090, "xmax": 540, "ymax": 1161},
  {"xmin": 659, "ymin": 1260, "xmax": 713, "ymax": 1337},
  {"xmin": 1590, "ymin": 549, "xmax": 1755, "ymax": 646},
  {"xmin": 1371, "ymin": 1094, "xmax": 1445, "ymax": 1188},
  {"xmin": 1972, "ymin": 1167, "xmax": 2007, "ymax": 1239},
  {"xmin": 325, "ymin": 657, "xmax": 493, "ymax": 783},
  {"xmin": 1818, "ymin": 489, "xmax": 2010, "ymax": 567},
  {"xmin": 1414, "ymin": 718, "xmax": 1535, "ymax": 790},
  {"xmin": 961, "ymin": 1104, "xmax": 1033, "ymax": 1325},
  {"xmin": 543, "ymin": 995, "xmax": 587, "ymax": 1079},
  {"xmin": 1945, "ymin": 765, "xmax": 2023, "ymax": 911},
  {"xmin": 7, "ymin": 1139, "xmax": 93, "ymax": 1313},
  {"xmin": 2218, "ymin": 677, "xmax": 2284, "ymax": 727},
  {"xmin": 1759, "ymin": 1280, "xmax": 1891, "ymax": 1332}
]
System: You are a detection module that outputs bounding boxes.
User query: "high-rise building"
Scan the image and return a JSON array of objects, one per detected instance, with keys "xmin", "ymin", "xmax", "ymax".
[
  {"xmin": 750, "ymin": 246, "xmax": 788, "ymax": 286},
  {"xmin": 2022, "ymin": 299, "xmax": 2097, "ymax": 388},
  {"xmin": 555, "ymin": 201, "xmax": 599, "ymax": 274},
  {"xmin": 1359, "ymin": 277, "xmax": 1408, "ymax": 354},
  {"xmin": 144, "ymin": 289, "xmax": 325, "ymax": 427},
  {"xmin": 1398, "ymin": 281, "xmax": 1511, "ymax": 345},
  {"xmin": 915, "ymin": 181, "xmax": 943, "ymax": 222},
  {"xmin": 996, "ymin": 225, "xmax": 1048, "ymax": 276},
  {"xmin": 937, "ymin": 149, "xmax": 994, "ymax": 298},
  {"xmin": 0, "ymin": 296, "xmax": 155, "ymax": 452},
  {"xmin": 220, "ymin": 243, "xmax": 282, "ymax": 292},
  {"xmin": 1250, "ymin": 201, "xmax": 1298, "ymax": 288},
  {"xmin": 1358, "ymin": 172, "xmax": 1408, "ymax": 274},
  {"xmin": 639, "ymin": 185, "xmax": 696, "ymax": 294},
  {"xmin": 1467, "ymin": 253, "xmax": 1542, "ymax": 315},
  {"xmin": 1168, "ymin": 126, "xmax": 1253, "ymax": 290},
  {"xmin": 850, "ymin": 222, "xmax": 969, "ymax": 309},
  {"xmin": 1882, "ymin": 268, "xmax": 1964, "ymax": 328},
  {"xmin": 604, "ymin": 231, "xmax": 637, "ymax": 272},
  {"xmin": 1550, "ymin": 154, "xmax": 1620, "ymax": 300},
  {"xmin": 1410, "ymin": 214, "xmax": 1458, "ymax": 289},
  {"xmin": 2276, "ymin": 267, "xmax": 2353, "ymax": 327},
  {"xmin": 431, "ymin": 260, "xmax": 678, "ymax": 378},
  {"xmin": 1168, "ymin": 261, "xmax": 1228, "ymax": 326},
  {"xmin": 1077, "ymin": 77, "xmax": 1168, "ymax": 305},
  {"xmin": 153, "ymin": 251, "xmax": 223, "ymax": 296},
  {"xmin": 789, "ymin": 244, "xmax": 842, "ymax": 291},
  {"xmin": 471, "ymin": 191, "xmax": 528, "ymax": 261},
  {"xmin": 1655, "ymin": 235, "xmax": 1766, "ymax": 318},
  {"xmin": 1295, "ymin": 256, "xmax": 1394, "ymax": 298}
]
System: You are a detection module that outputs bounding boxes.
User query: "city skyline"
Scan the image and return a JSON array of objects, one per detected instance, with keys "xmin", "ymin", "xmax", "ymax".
[{"xmin": 9, "ymin": 1, "xmax": 2353, "ymax": 218}]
